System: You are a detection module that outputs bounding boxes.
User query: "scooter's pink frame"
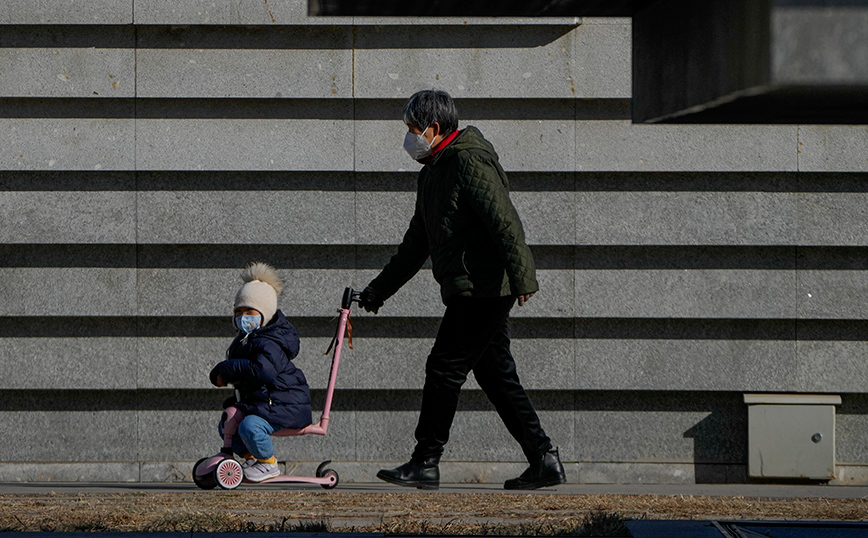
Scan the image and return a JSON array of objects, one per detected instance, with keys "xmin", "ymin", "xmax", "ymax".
[{"xmin": 195, "ymin": 297, "xmax": 353, "ymax": 487}]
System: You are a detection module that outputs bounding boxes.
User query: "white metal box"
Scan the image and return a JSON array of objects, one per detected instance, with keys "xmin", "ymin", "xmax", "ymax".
[{"xmin": 744, "ymin": 393, "xmax": 841, "ymax": 480}]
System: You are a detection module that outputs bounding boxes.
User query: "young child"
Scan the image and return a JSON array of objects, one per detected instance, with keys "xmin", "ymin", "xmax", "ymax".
[{"xmin": 209, "ymin": 262, "xmax": 312, "ymax": 482}]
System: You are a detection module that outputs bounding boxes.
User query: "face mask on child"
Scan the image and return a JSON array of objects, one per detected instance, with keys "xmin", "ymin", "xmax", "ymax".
[{"xmin": 235, "ymin": 314, "xmax": 262, "ymax": 334}]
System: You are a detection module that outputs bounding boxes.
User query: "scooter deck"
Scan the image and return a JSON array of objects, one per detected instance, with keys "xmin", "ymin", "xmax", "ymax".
[{"xmin": 243, "ymin": 475, "xmax": 334, "ymax": 486}]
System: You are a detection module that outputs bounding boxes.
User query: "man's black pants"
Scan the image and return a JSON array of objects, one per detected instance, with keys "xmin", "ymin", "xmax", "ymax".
[{"xmin": 411, "ymin": 295, "xmax": 553, "ymax": 464}]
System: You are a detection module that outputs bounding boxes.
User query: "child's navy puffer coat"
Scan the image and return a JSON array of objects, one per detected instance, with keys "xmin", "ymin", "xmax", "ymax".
[{"xmin": 210, "ymin": 310, "xmax": 312, "ymax": 430}]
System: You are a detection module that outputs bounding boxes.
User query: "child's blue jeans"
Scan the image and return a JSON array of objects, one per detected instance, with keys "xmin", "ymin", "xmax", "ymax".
[{"xmin": 218, "ymin": 414, "xmax": 277, "ymax": 460}]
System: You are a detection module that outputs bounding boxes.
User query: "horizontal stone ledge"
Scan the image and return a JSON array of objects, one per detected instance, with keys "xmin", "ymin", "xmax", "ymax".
[
  {"xmin": 7, "ymin": 460, "xmax": 864, "ymax": 485},
  {"xmin": 0, "ymin": 98, "xmax": 630, "ymax": 120},
  {"xmin": 0, "ymin": 462, "xmax": 140, "ymax": 483},
  {"xmin": 5, "ymin": 388, "xmax": 865, "ymax": 413},
  {"xmin": 2, "ymin": 244, "xmax": 867, "ymax": 271},
  {"xmin": 0, "ymin": 388, "xmax": 776, "ymax": 412},
  {"xmin": 0, "ymin": 461, "xmax": 741, "ymax": 485},
  {"xmin": 0, "ymin": 23, "xmax": 579, "ymax": 48},
  {"xmin": 1, "ymin": 316, "xmax": 866, "ymax": 341},
  {"xmin": 1, "ymin": 170, "xmax": 865, "ymax": 193}
]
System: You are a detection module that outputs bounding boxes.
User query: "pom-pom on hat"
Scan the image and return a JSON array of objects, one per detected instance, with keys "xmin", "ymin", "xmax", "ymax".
[{"xmin": 234, "ymin": 262, "xmax": 284, "ymax": 324}]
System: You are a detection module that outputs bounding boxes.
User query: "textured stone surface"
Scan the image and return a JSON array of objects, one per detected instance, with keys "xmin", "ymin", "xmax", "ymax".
[
  {"xmin": 798, "ymin": 271, "xmax": 868, "ymax": 319},
  {"xmin": 0, "ymin": 463, "xmax": 139, "ymax": 482},
  {"xmin": 573, "ymin": 395, "xmax": 747, "ymax": 465},
  {"xmin": 796, "ymin": 193, "xmax": 868, "ymax": 246},
  {"xmin": 353, "ymin": 25, "xmax": 579, "ymax": 99},
  {"xmin": 798, "ymin": 126, "xmax": 868, "ymax": 172},
  {"xmin": 575, "ymin": 340, "xmax": 799, "ymax": 392},
  {"xmin": 837, "ymin": 396, "xmax": 868, "ymax": 464},
  {"xmin": 136, "ymin": 118, "xmax": 353, "ymax": 171},
  {"xmin": 0, "ymin": 49, "xmax": 134, "ymax": 97},
  {"xmin": 0, "ymin": 119, "xmax": 134, "ymax": 171},
  {"xmin": 571, "ymin": 19, "xmax": 631, "ymax": 97},
  {"xmin": 574, "ymin": 191, "xmax": 797, "ymax": 245},
  {"xmin": 0, "ymin": 268, "xmax": 136, "ymax": 316},
  {"xmin": 354, "ymin": 191, "xmax": 416, "ymax": 245},
  {"xmin": 5, "ymin": 338, "xmax": 137, "ymax": 390},
  {"xmin": 574, "ymin": 270, "xmax": 796, "ymax": 319},
  {"xmin": 834, "ymin": 465, "xmax": 868, "ymax": 485},
  {"xmin": 0, "ymin": 192, "xmax": 135, "ymax": 243},
  {"xmin": 795, "ymin": 342, "xmax": 868, "ymax": 394},
  {"xmin": 138, "ymin": 338, "xmax": 229, "ymax": 390},
  {"xmin": 0, "ymin": 409, "xmax": 137, "ymax": 461},
  {"xmin": 576, "ymin": 462, "xmax": 746, "ymax": 485},
  {"xmin": 134, "ymin": 0, "xmax": 351, "ymax": 25},
  {"xmin": 137, "ymin": 191, "xmax": 356, "ymax": 244},
  {"xmin": 575, "ymin": 122, "xmax": 798, "ymax": 172},
  {"xmin": 0, "ymin": 0, "xmax": 132, "ymax": 24},
  {"xmin": 137, "ymin": 47, "xmax": 353, "ymax": 98}
]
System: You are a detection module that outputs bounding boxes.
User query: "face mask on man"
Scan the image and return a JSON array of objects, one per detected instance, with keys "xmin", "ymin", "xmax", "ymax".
[
  {"xmin": 403, "ymin": 125, "xmax": 432, "ymax": 160},
  {"xmin": 235, "ymin": 314, "xmax": 261, "ymax": 334}
]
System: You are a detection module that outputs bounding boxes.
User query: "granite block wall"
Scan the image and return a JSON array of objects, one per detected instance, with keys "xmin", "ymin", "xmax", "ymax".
[{"xmin": 0, "ymin": 0, "xmax": 866, "ymax": 484}]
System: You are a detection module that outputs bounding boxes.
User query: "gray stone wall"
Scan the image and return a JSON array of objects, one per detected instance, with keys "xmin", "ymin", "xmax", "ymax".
[{"xmin": 1, "ymin": 0, "xmax": 866, "ymax": 484}]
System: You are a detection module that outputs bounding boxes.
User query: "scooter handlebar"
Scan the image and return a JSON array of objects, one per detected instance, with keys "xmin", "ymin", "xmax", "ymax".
[{"xmin": 341, "ymin": 287, "xmax": 361, "ymax": 310}]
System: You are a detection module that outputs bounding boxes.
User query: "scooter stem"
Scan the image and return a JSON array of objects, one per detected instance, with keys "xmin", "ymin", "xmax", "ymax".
[{"xmin": 318, "ymin": 306, "xmax": 349, "ymax": 433}]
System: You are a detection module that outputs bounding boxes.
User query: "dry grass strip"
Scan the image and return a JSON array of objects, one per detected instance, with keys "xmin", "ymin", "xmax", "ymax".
[{"xmin": 0, "ymin": 491, "xmax": 866, "ymax": 534}]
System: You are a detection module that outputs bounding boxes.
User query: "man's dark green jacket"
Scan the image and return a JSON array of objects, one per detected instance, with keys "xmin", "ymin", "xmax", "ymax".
[{"xmin": 369, "ymin": 126, "xmax": 539, "ymax": 305}]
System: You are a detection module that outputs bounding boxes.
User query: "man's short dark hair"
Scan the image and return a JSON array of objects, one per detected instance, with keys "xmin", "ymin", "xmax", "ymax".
[{"xmin": 403, "ymin": 90, "xmax": 459, "ymax": 135}]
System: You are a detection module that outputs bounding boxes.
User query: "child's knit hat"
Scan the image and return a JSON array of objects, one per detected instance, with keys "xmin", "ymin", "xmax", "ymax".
[{"xmin": 234, "ymin": 262, "xmax": 284, "ymax": 324}]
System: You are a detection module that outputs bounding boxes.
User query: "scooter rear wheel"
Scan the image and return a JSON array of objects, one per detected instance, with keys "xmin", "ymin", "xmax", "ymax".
[
  {"xmin": 192, "ymin": 457, "xmax": 217, "ymax": 490},
  {"xmin": 215, "ymin": 458, "xmax": 244, "ymax": 489},
  {"xmin": 320, "ymin": 469, "xmax": 339, "ymax": 489}
]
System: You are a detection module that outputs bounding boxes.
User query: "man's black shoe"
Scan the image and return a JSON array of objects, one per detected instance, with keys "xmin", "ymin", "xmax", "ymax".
[
  {"xmin": 504, "ymin": 448, "xmax": 566, "ymax": 490},
  {"xmin": 376, "ymin": 458, "xmax": 440, "ymax": 490}
]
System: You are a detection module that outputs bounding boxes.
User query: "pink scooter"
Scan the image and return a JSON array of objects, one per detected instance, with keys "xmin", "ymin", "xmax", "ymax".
[{"xmin": 192, "ymin": 287, "xmax": 359, "ymax": 490}]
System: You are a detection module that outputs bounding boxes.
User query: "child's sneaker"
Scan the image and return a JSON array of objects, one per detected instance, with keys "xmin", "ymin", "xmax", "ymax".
[
  {"xmin": 244, "ymin": 461, "xmax": 280, "ymax": 482},
  {"xmin": 240, "ymin": 457, "xmax": 256, "ymax": 469}
]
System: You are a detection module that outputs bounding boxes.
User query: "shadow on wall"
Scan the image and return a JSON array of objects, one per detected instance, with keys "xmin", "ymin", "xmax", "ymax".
[
  {"xmin": 684, "ymin": 408, "xmax": 747, "ymax": 484},
  {"xmin": 0, "ymin": 24, "xmax": 577, "ymax": 50}
]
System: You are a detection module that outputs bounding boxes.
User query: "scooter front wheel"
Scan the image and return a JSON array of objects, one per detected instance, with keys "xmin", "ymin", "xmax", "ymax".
[
  {"xmin": 320, "ymin": 469, "xmax": 339, "ymax": 489},
  {"xmin": 192, "ymin": 457, "xmax": 217, "ymax": 490},
  {"xmin": 215, "ymin": 458, "xmax": 244, "ymax": 489}
]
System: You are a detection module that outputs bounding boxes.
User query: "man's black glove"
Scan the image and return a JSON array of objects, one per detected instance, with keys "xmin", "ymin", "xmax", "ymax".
[{"xmin": 359, "ymin": 286, "xmax": 384, "ymax": 314}]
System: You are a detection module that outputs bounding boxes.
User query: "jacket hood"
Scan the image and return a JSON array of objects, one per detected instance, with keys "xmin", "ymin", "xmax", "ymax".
[
  {"xmin": 245, "ymin": 310, "xmax": 299, "ymax": 360},
  {"xmin": 429, "ymin": 126, "xmax": 497, "ymax": 165}
]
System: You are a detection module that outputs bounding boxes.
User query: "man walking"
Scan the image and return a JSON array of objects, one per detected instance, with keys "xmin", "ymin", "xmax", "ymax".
[{"xmin": 359, "ymin": 89, "xmax": 566, "ymax": 490}]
